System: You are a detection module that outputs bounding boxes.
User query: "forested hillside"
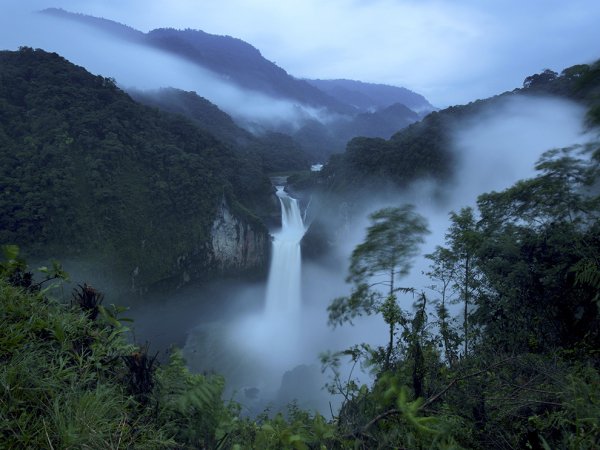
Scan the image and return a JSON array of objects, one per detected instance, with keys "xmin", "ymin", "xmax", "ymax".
[
  {"xmin": 291, "ymin": 102, "xmax": 421, "ymax": 159},
  {"xmin": 321, "ymin": 142, "xmax": 600, "ymax": 448},
  {"xmin": 322, "ymin": 61, "xmax": 600, "ymax": 194},
  {"xmin": 0, "ymin": 48, "xmax": 273, "ymax": 289},
  {"xmin": 129, "ymin": 87, "xmax": 311, "ymax": 172},
  {"xmin": 306, "ymin": 78, "xmax": 435, "ymax": 114},
  {"xmin": 1, "ymin": 19, "xmax": 599, "ymax": 450}
]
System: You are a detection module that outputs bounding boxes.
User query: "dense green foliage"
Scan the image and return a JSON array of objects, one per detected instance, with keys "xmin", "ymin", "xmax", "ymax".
[
  {"xmin": 320, "ymin": 106, "xmax": 455, "ymax": 193},
  {"xmin": 5, "ymin": 142, "xmax": 597, "ymax": 448},
  {"xmin": 129, "ymin": 88, "xmax": 256, "ymax": 150},
  {"xmin": 247, "ymin": 132, "xmax": 310, "ymax": 174},
  {"xmin": 2, "ymin": 46, "xmax": 600, "ymax": 448},
  {"xmin": 0, "ymin": 252, "xmax": 350, "ymax": 449},
  {"xmin": 324, "ymin": 144, "xmax": 600, "ymax": 449},
  {"xmin": 0, "ymin": 48, "xmax": 272, "ymax": 288},
  {"xmin": 129, "ymin": 88, "xmax": 312, "ymax": 173}
]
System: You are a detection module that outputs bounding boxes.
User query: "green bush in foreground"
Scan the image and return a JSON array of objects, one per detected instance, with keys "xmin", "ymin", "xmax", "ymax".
[
  {"xmin": 0, "ymin": 250, "xmax": 341, "ymax": 449},
  {"xmin": 0, "ymin": 274, "xmax": 172, "ymax": 447}
]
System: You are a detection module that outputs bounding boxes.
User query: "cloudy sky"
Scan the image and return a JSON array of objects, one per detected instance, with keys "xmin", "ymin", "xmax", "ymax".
[{"xmin": 1, "ymin": 0, "xmax": 600, "ymax": 107}]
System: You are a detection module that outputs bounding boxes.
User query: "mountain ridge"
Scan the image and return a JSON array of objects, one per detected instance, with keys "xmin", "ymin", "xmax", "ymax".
[
  {"xmin": 39, "ymin": 8, "xmax": 433, "ymax": 118},
  {"xmin": 0, "ymin": 47, "xmax": 274, "ymax": 291},
  {"xmin": 36, "ymin": 8, "xmax": 434, "ymax": 159},
  {"xmin": 40, "ymin": 8, "xmax": 355, "ymax": 114},
  {"xmin": 319, "ymin": 61, "xmax": 600, "ymax": 196},
  {"xmin": 306, "ymin": 78, "xmax": 436, "ymax": 114}
]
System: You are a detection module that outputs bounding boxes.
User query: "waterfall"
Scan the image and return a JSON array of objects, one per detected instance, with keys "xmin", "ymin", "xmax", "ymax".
[{"xmin": 265, "ymin": 186, "xmax": 306, "ymax": 315}]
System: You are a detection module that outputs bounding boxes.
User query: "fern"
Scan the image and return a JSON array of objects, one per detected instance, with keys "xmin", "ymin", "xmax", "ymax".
[{"xmin": 572, "ymin": 258, "xmax": 600, "ymax": 308}]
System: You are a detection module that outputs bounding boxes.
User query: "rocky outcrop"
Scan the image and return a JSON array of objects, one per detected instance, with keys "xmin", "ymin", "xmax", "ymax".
[
  {"xmin": 128, "ymin": 198, "xmax": 270, "ymax": 292},
  {"xmin": 210, "ymin": 197, "xmax": 270, "ymax": 272}
]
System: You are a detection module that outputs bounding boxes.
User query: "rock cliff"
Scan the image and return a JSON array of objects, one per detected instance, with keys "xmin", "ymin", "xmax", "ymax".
[{"xmin": 210, "ymin": 197, "xmax": 270, "ymax": 273}]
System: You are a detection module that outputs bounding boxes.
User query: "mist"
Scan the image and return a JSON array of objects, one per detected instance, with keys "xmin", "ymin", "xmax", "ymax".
[
  {"xmin": 21, "ymin": 78, "xmax": 591, "ymax": 415},
  {"xmin": 360, "ymin": 95, "xmax": 592, "ymax": 304},
  {"xmin": 3, "ymin": 2, "xmax": 596, "ymax": 418},
  {"xmin": 0, "ymin": 9, "xmax": 331, "ymax": 130},
  {"xmin": 163, "ymin": 94, "xmax": 594, "ymax": 416}
]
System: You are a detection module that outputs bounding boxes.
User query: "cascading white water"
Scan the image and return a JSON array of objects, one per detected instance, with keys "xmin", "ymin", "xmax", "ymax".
[{"xmin": 265, "ymin": 186, "xmax": 306, "ymax": 315}]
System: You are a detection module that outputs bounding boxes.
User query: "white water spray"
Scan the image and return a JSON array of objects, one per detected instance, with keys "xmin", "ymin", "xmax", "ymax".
[{"xmin": 265, "ymin": 186, "xmax": 306, "ymax": 315}]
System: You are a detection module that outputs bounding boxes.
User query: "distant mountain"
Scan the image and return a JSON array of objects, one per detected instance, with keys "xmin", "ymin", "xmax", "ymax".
[
  {"xmin": 293, "ymin": 102, "xmax": 420, "ymax": 158},
  {"xmin": 306, "ymin": 79, "xmax": 436, "ymax": 114},
  {"xmin": 38, "ymin": 8, "xmax": 434, "ymax": 161},
  {"xmin": 40, "ymin": 9, "xmax": 436, "ymax": 117},
  {"xmin": 341, "ymin": 102, "xmax": 420, "ymax": 138},
  {"xmin": 40, "ymin": 8, "xmax": 355, "ymax": 115}
]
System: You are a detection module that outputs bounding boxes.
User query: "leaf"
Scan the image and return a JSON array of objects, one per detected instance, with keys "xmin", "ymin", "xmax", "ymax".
[
  {"xmin": 261, "ymin": 423, "xmax": 274, "ymax": 433},
  {"xmin": 97, "ymin": 305, "xmax": 121, "ymax": 328},
  {"xmin": 539, "ymin": 435, "xmax": 552, "ymax": 450},
  {"xmin": 2, "ymin": 244, "xmax": 19, "ymax": 261}
]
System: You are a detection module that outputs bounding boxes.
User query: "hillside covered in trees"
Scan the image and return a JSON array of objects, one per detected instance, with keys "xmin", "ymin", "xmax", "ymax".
[
  {"xmin": 0, "ymin": 48, "xmax": 277, "ymax": 290},
  {"xmin": 129, "ymin": 87, "xmax": 312, "ymax": 172},
  {"xmin": 320, "ymin": 140, "xmax": 600, "ymax": 448},
  {"xmin": 321, "ymin": 61, "xmax": 600, "ymax": 195}
]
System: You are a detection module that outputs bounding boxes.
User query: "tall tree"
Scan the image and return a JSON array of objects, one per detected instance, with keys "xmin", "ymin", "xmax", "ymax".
[
  {"xmin": 446, "ymin": 207, "xmax": 481, "ymax": 358},
  {"xmin": 426, "ymin": 207, "xmax": 481, "ymax": 359},
  {"xmin": 425, "ymin": 246, "xmax": 460, "ymax": 366},
  {"xmin": 328, "ymin": 205, "xmax": 429, "ymax": 369}
]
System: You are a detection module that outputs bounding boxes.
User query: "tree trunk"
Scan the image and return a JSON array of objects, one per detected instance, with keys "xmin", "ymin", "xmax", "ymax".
[
  {"xmin": 385, "ymin": 268, "xmax": 395, "ymax": 370},
  {"xmin": 464, "ymin": 255, "xmax": 470, "ymax": 357},
  {"xmin": 412, "ymin": 342, "xmax": 424, "ymax": 398}
]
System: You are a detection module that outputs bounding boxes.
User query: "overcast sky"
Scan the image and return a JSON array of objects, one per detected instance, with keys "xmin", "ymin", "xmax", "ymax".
[{"xmin": 1, "ymin": 0, "xmax": 600, "ymax": 107}]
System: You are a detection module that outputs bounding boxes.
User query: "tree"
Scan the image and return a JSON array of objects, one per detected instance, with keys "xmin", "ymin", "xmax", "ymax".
[
  {"xmin": 447, "ymin": 207, "xmax": 481, "ymax": 358},
  {"xmin": 425, "ymin": 246, "xmax": 460, "ymax": 366},
  {"xmin": 523, "ymin": 69, "xmax": 558, "ymax": 88},
  {"xmin": 328, "ymin": 205, "xmax": 429, "ymax": 370},
  {"xmin": 474, "ymin": 146, "xmax": 600, "ymax": 352},
  {"xmin": 560, "ymin": 64, "xmax": 590, "ymax": 80},
  {"xmin": 426, "ymin": 207, "xmax": 481, "ymax": 359}
]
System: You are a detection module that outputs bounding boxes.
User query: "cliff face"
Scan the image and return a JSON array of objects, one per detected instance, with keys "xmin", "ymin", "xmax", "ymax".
[
  {"xmin": 210, "ymin": 198, "xmax": 270, "ymax": 273},
  {"xmin": 128, "ymin": 198, "xmax": 270, "ymax": 292}
]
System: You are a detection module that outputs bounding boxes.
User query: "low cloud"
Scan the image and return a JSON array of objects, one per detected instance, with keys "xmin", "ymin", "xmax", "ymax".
[
  {"xmin": 297, "ymin": 94, "xmax": 595, "ymax": 327},
  {"xmin": 3, "ymin": 0, "xmax": 599, "ymax": 107},
  {"xmin": 0, "ymin": 8, "xmax": 332, "ymax": 128},
  {"xmin": 449, "ymin": 95, "xmax": 591, "ymax": 207}
]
